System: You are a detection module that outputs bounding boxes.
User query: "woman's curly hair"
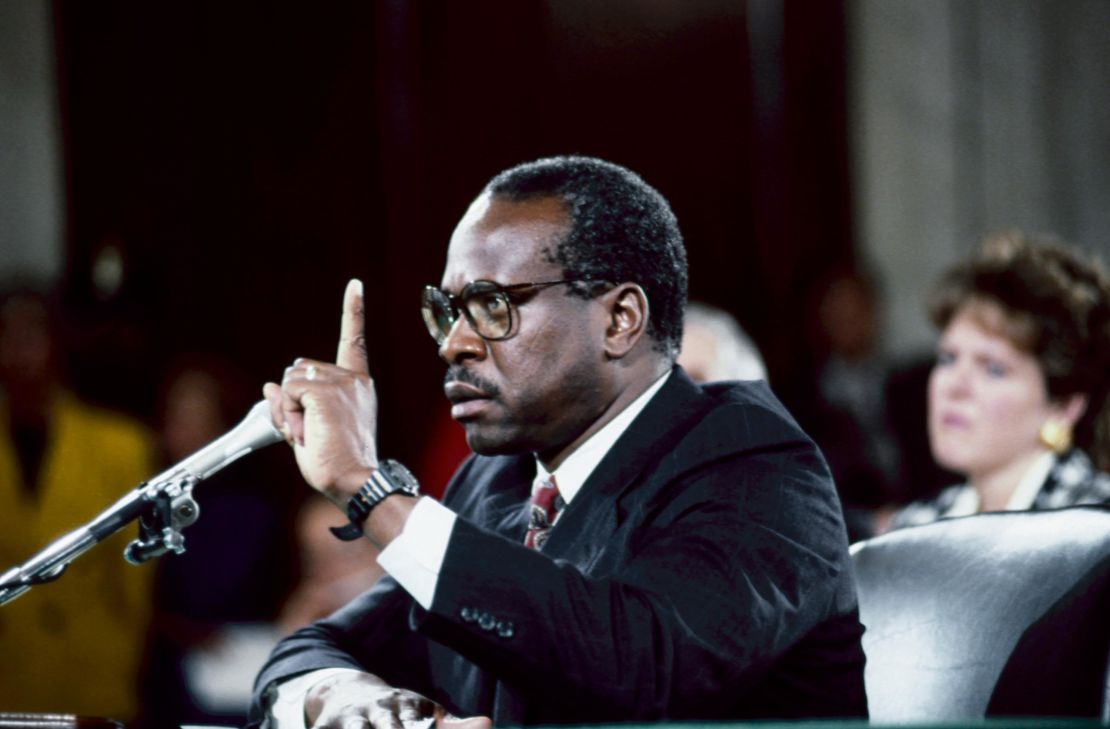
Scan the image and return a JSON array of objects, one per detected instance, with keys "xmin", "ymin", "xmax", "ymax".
[{"xmin": 928, "ymin": 231, "xmax": 1110, "ymax": 470}]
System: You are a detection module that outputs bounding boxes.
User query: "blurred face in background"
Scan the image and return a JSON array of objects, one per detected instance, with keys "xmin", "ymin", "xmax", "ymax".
[
  {"xmin": 161, "ymin": 370, "xmax": 225, "ymax": 462},
  {"xmin": 927, "ymin": 299, "xmax": 1060, "ymax": 482},
  {"xmin": 818, "ymin": 275, "xmax": 877, "ymax": 362},
  {"xmin": 0, "ymin": 295, "xmax": 55, "ymax": 391}
]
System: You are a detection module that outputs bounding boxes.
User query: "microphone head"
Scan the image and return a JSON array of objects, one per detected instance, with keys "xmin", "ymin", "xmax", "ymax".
[{"xmin": 178, "ymin": 400, "xmax": 283, "ymax": 481}]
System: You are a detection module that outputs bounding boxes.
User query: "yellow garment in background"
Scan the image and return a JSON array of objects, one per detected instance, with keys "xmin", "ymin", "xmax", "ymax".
[{"xmin": 0, "ymin": 393, "xmax": 155, "ymax": 720}]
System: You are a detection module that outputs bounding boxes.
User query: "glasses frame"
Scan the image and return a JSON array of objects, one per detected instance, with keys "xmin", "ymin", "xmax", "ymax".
[{"xmin": 421, "ymin": 278, "xmax": 609, "ymax": 345}]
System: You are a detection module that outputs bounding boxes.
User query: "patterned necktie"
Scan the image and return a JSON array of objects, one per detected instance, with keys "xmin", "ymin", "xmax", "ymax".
[{"xmin": 525, "ymin": 475, "xmax": 564, "ymax": 550}]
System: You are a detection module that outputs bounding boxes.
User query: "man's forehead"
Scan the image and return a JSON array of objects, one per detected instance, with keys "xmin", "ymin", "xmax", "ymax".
[
  {"xmin": 457, "ymin": 191, "xmax": 568, "ymax": 230},
  {"xmin": 441, "ymin": 193, "xmax": 570, "ymax": 288}
]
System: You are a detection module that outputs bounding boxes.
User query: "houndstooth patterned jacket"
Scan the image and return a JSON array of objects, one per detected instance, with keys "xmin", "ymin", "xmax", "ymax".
[{"xmin": 891, "ymin": 448, "xmax": 1110, "ymax": 530}]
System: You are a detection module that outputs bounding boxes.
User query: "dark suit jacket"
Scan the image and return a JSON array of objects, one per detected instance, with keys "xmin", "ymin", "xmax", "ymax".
[{"xmin": 250, "ymin": 370, "xmax": 868, "ymax": 725}]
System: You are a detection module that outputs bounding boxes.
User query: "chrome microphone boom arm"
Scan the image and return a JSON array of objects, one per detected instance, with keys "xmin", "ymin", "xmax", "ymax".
[{"xmin": 0, "ymin": 400, "xmax": 282, "ymax": 607}]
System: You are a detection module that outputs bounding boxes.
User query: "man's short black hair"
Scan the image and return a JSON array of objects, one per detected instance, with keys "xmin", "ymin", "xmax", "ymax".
[{"xmin": 485, "ymin": 155, "xmax": 688, "ymax": 358}]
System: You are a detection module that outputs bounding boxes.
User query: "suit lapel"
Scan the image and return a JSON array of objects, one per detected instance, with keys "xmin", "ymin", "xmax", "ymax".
[
  {"xmin": 491, "ymin": 371, "xmax": 713, "ymax": 724},
  {"xmin": 447, "ymin": 452, "xmax": 535, "ymax": 542},
  {"xmin": 540, "ymin": 369, "xmax": 710, "ymax": 559}
]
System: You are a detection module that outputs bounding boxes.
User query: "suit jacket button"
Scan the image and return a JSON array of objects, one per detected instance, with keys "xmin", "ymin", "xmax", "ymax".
[
  {"xmin": 496, "ymin": 620, "xmax": 515, "ymax": 639},
  {"xmin": 459, "ymin": 606, "xmax": 476, "ymax": 623},
  {"xmin": 478, "ymin": 612, "xmax": 496, "ymax": 631}
]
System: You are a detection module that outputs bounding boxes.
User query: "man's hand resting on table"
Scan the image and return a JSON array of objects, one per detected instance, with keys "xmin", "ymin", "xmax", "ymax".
[{"xmin": 305, "ymin": 672, "xmax": 492, "ymax": 729}]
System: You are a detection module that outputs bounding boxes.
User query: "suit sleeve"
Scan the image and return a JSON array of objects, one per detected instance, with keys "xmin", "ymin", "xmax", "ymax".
[
  {"xmin": 412, "ymin": 442, "xmax": 851, "ymax": 720},
  {"xmin": 246, "ymin": 458, "xmax": 494, "ymax": 727}
]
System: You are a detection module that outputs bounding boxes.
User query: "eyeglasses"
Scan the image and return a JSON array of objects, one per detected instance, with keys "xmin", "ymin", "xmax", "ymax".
[{"xmin": 421, "ymin": 279, "xmax": 606, "ymax": 345}]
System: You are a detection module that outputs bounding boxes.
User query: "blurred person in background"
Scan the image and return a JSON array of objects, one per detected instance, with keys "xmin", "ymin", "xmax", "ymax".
[
  {"xmin": 887, "ymin": 232, "xmax": 1110, "ymax": 531},
  {"xmin": 275, "ymin": 494, "xmax": 384, "ymax": 633},
  {"xmin": 140, "ymin": 354, "xmax": 299, "ymax": 729},
  {"xmin": 0, "ymin": 283, "xmax": 155, "ymax": 720},
  {"xmin": 677, "ymin": 301, "xmax": 767, "ymax": 383},
  {"xmin": 786, "ymin": 268, "xmax": 901, "ymax": 541}
]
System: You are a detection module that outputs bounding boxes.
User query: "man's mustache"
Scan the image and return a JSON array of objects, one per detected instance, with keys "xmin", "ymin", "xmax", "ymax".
[{"xmin": 444, "ymin": 366, "xmax": 501, "ymax": 398}]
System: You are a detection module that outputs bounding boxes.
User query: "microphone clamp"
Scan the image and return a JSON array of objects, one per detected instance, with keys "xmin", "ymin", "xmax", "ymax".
[{"xmin": 123, "ymin": 471, "xmax": 201, "ymax": 564}]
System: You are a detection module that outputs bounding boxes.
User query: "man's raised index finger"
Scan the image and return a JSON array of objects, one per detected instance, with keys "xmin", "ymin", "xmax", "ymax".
[{"xmin": 336, "ymin": 278, "xmax": 369, "ymax": 373}]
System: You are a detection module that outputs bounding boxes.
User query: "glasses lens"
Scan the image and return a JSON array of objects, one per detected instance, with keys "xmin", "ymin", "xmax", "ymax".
[
  {"xmin": 462, "ymin": 282, "xmax": 512, "ymax": 340},
  {"xmin": 421, "ymin": 287, "xmax": 455, "ymax": 343}
]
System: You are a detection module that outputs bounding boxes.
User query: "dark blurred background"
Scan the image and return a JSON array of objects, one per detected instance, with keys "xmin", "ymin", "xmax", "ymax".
[
  {"xmin": 3, "ymin": 0, "xmax": 1104, "ymax": 469},
  {"xmin": 33, "ymin": 1, "xmax": 852, "ymax": 467},
  {"xmin": 0, "ymin": 0, "xmax": 1103, "ymax": 549}
]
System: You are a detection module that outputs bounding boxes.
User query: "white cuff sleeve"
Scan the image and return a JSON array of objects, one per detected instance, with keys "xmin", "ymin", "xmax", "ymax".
[
  {"xmin": 269, "ymin": 667, "xmax": 364, "ymax": 728},
  {"xmin": 376, "ymin": 496, "xmax": 456, "ymax": 609}
]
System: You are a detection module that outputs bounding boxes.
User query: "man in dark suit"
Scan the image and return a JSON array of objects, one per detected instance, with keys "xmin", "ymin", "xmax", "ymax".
[{"xmin": 252, "ymin": 157, "xmax": 867, "ymax": 728}]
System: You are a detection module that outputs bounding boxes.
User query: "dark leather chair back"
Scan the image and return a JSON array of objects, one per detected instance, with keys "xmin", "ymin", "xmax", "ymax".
[{"xmin": 851, "ymin": 506, "xmax": 1110, "ymax": 721}]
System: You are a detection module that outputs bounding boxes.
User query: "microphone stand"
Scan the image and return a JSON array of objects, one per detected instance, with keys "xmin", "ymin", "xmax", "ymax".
[
  {"xmin": 0, "ymin": 470, "xmax": 200, "ymax": 606},
  {"xmin": 0, "ymin": 400, "xmax": 281, "ymax": 607}
]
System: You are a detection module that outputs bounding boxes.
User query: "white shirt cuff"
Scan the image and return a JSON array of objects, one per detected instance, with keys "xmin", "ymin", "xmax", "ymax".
[
  {"xmin": 376, "ymin": 496, "xmax": 456, "ymax": 609},
  {"xmin": 269, "ymin": 667, "xmax": 364, "ymax": 728}
]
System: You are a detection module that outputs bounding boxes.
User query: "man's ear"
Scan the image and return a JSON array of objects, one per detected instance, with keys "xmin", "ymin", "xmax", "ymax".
[{"xmin": 601, "ymin": 283, "xmax": 649, "ymax": 359}]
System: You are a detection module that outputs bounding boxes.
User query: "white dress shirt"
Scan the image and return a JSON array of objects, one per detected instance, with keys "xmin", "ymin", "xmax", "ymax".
[{"xmin": 270, "ymin": 371, "xmax": 671, "ymax": 727}]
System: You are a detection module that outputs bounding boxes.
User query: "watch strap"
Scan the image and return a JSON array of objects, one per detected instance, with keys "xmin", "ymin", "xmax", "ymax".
[{"xmin": 330, "ymin": 460, "xmax": 419, "ymax": 541}]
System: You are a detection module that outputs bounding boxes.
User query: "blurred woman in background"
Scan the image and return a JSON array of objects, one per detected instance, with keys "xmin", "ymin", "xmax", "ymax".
[{"xmin": 889, "ymin": 232, "xmax": 1110, "ymax": 530}]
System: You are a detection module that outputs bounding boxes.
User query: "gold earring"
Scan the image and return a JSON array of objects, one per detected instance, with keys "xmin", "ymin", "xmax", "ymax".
[{"xmin": 1039, "ymin": 421, "xmax": 1073, "ymax": 454}]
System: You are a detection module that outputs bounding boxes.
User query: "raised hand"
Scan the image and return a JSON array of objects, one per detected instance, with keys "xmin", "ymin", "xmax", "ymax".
[{"xmin": 264, "ymin": 279, "xmax": 379, "ymax": 503}]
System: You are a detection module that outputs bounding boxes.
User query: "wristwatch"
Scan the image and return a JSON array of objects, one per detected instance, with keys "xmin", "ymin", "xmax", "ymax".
[{"xmin": 329, "ymin": 459, "xmax": 421, "ymax": 541}]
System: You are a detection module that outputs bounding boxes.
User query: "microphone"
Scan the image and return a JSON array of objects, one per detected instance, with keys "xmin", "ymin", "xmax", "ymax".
[
  {"xmin": 118, "ymin": 399, "xmax": 284, "ymax": 563},
  {"xmin": 150, "ymin": 398, "xmax": 284, "ymax": 484},
  {"xmin": 1, "ymin": 400, "xmax": 284, "ymax": 604}
]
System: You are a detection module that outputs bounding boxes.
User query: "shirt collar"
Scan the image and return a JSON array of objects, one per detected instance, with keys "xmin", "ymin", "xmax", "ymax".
[
  {"xmin": 1006, "ymin": 450, "xmax": 1055, "ymax": 510},
  {"xmin": 534, "ymin": 371, "xmax": 671, "ymax": 504},
  {"xmin": 942, "ymin": 450, "xmax": 1056, "ymax": 517}
]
